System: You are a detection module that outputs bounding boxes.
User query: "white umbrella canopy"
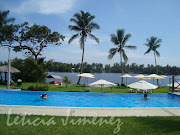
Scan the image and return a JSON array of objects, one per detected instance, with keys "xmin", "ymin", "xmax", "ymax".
[
  {"xmin": 89, "ymin": 79, "xmax": 117, "ymax": 92},
  {"xmin": 121, "ymin": 74, "xmax": 132, "ymax": 85},
  {"xmin": 133, "ymin": 74, "xmax": 146, "ymax": 79},
  {"xmin": 77, "ymin": 73, "xmax": 95, "ymax": 85},
  {"xmin": 77, "ymin": 73, "xmax": 94, "ymax": 78},
  {"xmin": 144, "ymin": 74, "xmax": 164, "ymax": 79},
  {"xmin": 121, "ymin": 74, "xmax": 132, "ymax": 78},
  {"xmin": 128, "ymin": 80, "xmax": 158, "ymax": 90},
  {"xmin": 143, "ymin": 74, "xmax": 164, "ymax": 85}
]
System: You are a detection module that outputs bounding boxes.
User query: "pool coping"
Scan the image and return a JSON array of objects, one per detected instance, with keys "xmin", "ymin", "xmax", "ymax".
[{"xmin": 0, "ymin": 105, "xmax": 180, "ymax": 117}]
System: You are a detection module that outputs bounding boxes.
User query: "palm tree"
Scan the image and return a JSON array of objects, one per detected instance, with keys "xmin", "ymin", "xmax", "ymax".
[
  {"xmin": 108, "ymin": 29, "xmax": 137, "ymax": 86},
  {"xmin": 144, "ymin": 36, "xmax": 162, "ymax": 74},
  {"xmin": 68, "ymin": 11, "xmax": 100, "ymax": 84},
  {"xmin": 63, "ymin": 76, "xmax": 72, "ymax": 88},
  {"xmin": 0, "ymin": 10, "xmax": 15, "ymax": 28},
  {"xmin": 30, "ymin": 57, "xmax": 52, "ymax": 87}
]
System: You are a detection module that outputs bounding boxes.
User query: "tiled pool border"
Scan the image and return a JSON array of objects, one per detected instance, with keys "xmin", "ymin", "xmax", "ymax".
[{"xmin": 0, "ymin": 105, "xmax": 180, "ymax": 116}]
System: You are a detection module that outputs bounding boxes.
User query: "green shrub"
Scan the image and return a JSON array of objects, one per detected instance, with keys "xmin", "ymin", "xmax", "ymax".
[{"xmin": 27, "ymin": 85, "xmax": 48, "ymax": 91}]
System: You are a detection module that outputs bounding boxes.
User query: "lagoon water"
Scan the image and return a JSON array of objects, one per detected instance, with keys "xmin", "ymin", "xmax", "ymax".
[
  {"xmin": 47, "ymin": 72, "xmax": 174, "ymax": 86},
  {"xmin": 0, "ymin": 72, "xmax": 175, "ymax": 86}
]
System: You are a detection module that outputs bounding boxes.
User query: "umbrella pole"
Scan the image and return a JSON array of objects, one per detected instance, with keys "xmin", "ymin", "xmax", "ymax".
[{"xmin": 7, "ymin": 47, "xmax": 11, "ymax": 89}]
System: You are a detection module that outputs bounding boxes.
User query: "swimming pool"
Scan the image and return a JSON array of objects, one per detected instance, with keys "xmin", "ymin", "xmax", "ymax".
[{"xmin": 0, "ymin": 90, "xmax": 180, "ymax": 107}]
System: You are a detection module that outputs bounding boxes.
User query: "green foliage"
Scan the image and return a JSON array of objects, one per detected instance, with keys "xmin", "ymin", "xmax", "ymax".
[
  {"xmin": 13, "ymin": 23, "xmax": 65, "ymax": 60},
  {"xmin": 27, "ymin": 85, "xmax": 48, "ymax": 91},
  {"xmin": 0, "ymin": 10, "xmax": 15, "ymax": 28},
  {"xmin": 62, "ymin": 76, "xmax": 72, "ymax": 88},
  {"xmin": 11, "ymin": 57, "xmax": 51, "ymax": 83},
  {"xmin": 7, "ymin": 58, "xmax": 180, "ymax": 75}
]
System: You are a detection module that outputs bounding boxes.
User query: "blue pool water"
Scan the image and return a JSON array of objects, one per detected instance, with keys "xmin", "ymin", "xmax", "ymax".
[{"xmin": 0, "ymin": 90, "xmax": 180, "ymax": 107}]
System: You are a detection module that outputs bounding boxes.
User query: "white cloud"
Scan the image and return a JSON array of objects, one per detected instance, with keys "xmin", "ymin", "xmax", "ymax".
[{"xmin": 14, "ymin": 0, "xmax": 76, "ymax": 15}]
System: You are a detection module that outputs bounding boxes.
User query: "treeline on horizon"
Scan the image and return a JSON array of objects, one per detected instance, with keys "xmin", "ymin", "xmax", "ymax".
[{"xmin": 0, "ymin": 58, "xmax": 179, "ymax": 75}]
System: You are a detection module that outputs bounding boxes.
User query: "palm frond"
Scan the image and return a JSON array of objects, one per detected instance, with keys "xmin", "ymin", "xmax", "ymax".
[
  {"xmin": 155, "ymin": 38, "xmax": 162, "ymax": 44},
  {"xmin": 73, "ymin": 13, "xmax": 81, "ymax": 21},
  {"xmin": 110, "ymin": 34, "xmax": 119, "ymax": 45},
  {"xmin": 88, "ymin": 33, "xmax": 99, "ymax": 43},
  {"xmin": 121, "ymin": 49, "xmax": 128, "ymax": 63},
  {"xmin": 155, "ymin": 44, "xmax": 160, "ymax": 49},
  {"xmin": 88, "ymin": 22, "xmax": 100, "ymax": 30},
  {"xmin": 70, "ymin": 18, "xmax": 79, "ymax": 26},
  {"xmin": 144, "ymin": 47, "xmax": 152, "ymax": 55},
  {"xmin": 125, "ymin": 45, "xmax": 137, "ymax": 50},
  {"xmin": 156, "ymin": 50, "xmax": 160, "ymax": 57},
  {"xmin": 108, "ymin": 48, "xmax": 118, "ymax": 59},
  {"xmin": 87, "ymin": 15, "xmax": 95, "ymax": 22},
  {"xmin": 144, "ymin": 43, "xmax": 151, "ymax": 47},
  {"xmin": 68, "ymin": 34, "xmax": 79, "ymax": 44},
  {"xmin": 122, "ymin": 34, "xmax": 131, "ymax": 46},
  {"xmin": 117, "ymin": 29, "xmax": 125, "ymax": 44},
  {"xmin": 68, "ymin": 25, "xmax": 81, "ymax": 32}
]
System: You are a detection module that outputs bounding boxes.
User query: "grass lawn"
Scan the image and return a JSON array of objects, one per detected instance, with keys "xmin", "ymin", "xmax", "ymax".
[
  {"xmin": 0, "ymin": 114, "xmax": 180, "ymax": 135},
  {"xmin": 0, "ymin": 82, "xmax": 171, "ymax": 93}
]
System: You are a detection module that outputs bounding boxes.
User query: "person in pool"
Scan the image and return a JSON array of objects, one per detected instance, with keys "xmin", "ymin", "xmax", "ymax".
[
  {"xmin": 41, "ymin": 93, "xmax": 48, "ymax": 99},
  {"xmin": 144, "ymin": 93, "xmax": 148, "ymax": 98},
  {"xmin": 143, "ymin": 93, "xmax": 151, "ymax": 100}
]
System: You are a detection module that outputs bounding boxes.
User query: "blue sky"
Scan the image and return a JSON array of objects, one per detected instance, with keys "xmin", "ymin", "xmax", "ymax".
[{"xmin": 0, "ymin": 0, "xmax": 180, "ymax": 66}]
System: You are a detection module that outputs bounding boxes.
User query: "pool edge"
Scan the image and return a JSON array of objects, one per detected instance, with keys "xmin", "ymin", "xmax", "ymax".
[{"xmin": 0, "ymin": 105, "xmax": 180, "ymax": 117}]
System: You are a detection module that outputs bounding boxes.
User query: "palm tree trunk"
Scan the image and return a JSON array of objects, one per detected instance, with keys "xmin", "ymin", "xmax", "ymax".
[
  {"xmin": 77, "ymin": 38, "xmax": 85, "ymax": 84},
  {"xmin": 154, "ymin": 51, "xmax": 158, "ymax": 74},
  {"xmin": 120, "ymin": 53, "xmax": 123, "ymax": 85},
  {"xmin": 154, "ymin": 51, "xmax": 159, "ymax": 85}
]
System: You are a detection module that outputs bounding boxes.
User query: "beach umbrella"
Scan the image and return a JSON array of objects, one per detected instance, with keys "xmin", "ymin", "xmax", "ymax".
[
  {"xmin": 133, "ymin": 74, "xmax": 146, "ymax": 79},
  {"xmin": 128, "ymin": 80, "xmax": 158, "ymax": 90},
  {"xmin": 121, "ymin": 74, "xmax": 132, "ymax": 85},
  {"xmin": 0, "ymin": 65, "xmax": 20, "ymax": 85},
  {"xmin": 77, "ymin": 73, "xmax": 95, "ymax": 86},
  {"xmin": 89, "ymin": 79, "xmax": 117, "ymax": 92},
  {"xmin": 0, "ymin": 65, "xmax": 20, "ymax": 73},
  {"xmin": 143, "ymin": 74, "xmax": 163, "ymax": 84}
]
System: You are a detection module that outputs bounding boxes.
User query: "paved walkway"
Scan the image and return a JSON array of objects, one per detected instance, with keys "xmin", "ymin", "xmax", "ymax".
[{"xmin": 0, "ymin": 105, "xmax": 180, "ymax": 117}]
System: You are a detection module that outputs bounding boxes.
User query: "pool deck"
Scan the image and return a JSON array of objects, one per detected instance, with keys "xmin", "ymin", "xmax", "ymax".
[{"xmin": 0, "ymin": 105, "xmax": 180, "ymax": 117}]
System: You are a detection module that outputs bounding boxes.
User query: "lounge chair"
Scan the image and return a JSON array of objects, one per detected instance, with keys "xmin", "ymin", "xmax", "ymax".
[{"xmin": 128, "ymin": 89, "xmax": 133, "ymax": 93}]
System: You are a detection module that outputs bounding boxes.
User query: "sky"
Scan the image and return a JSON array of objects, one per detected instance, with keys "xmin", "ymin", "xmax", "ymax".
[{"xmin": 0, "ymin": 0, "xmax": 180, "ymax": 67}]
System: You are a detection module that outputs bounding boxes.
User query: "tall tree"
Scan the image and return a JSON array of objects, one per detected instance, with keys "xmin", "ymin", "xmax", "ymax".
[
  {"xmin": 0, "ymin": 10, "xmax": 15, "ymax": 28},
  {"xmin": 14, "ymin": 23, "xmax": 65, "ymax": 60},
  {"xmin": 144, "ymin": 36, "xmax": 162, "ymax": 74},
  {"xmin": 68, "ymin": 10, "xmax": 100, "ymax": 84},
  {"xmin": 0, "ymin": 10, "xmax": 17, "ymax": 46},
  {"xmin": 108, "ymin": 29, "xmax": 137, "ymax": 86}
]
